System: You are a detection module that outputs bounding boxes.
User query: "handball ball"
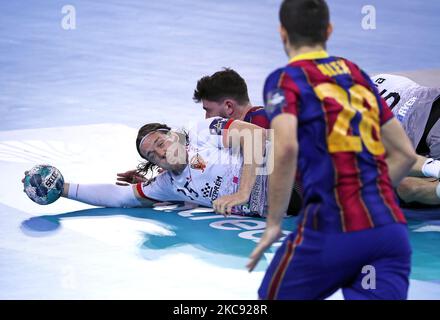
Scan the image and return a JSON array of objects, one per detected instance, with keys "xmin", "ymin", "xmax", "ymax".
[{"xmin": 23, "ymin": 164, "xmax": 64, "ymax": 205}]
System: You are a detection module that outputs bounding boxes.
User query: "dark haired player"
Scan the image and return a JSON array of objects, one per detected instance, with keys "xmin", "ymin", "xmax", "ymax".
[
  {"xmin": 247, "ymin": 0, "xmax": 417, "ymax": 300},
  {"xmin": 193, "ymin": 68, "xmax": 270, "ymax": 129}
]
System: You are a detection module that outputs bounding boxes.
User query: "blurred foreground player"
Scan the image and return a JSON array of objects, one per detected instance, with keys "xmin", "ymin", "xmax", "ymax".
[{"xmin": 247, "ymin": 0, "xmax": 417, "ymax": 300}]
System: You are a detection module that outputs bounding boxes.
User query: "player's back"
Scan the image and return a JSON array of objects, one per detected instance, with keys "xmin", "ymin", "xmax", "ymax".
[
  {"xmin": 371, "ymin": 74, "xmax": 440, "ymax": 157},
  {"xmin": 264, "ymin": 53, "xmax": 405, "ymax": 233}
]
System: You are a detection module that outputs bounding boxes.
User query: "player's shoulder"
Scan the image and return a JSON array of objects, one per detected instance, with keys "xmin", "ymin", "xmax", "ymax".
[
  {"xmin": 334, "ymin": 56, "xmax": 359, "ymax": 70},
  {"xmin": 264, "ymin": 67, "xmax": 287, "ymax": 91},
  {"xmin": 263, "ymin": 66, "xmax": 302, "ymax": 118},
  {"xmin": 206, "ymin": 117, "xmax": 233, "ymax": 135},
  {"xmin": 189, "ymin": 117, "xmax": 228, "ymax": 132},
  {"xmin": 188, "ymin": 117, "xmax": 233, "ymax": 148},
  {"xmin": 263, "ymin": 65, "xmax": 303, "ymax": 97},
  {"xmin": 371, "ymin": 73, "xmax": 418, "ymax": 88},
  {"xmin": 331, "ymin": 57, "xmax": 379, "ymax": 89},
  {"xmin": 247, "ymin": 106, "xmax": 265, "ymax": 114},
  {"xmin": 245, "ymin": 106, "xmax": 270, "ymax": 129},
  {"xmin": 336, "ymin": 57, "xmax": 371, "ymax": 78}
]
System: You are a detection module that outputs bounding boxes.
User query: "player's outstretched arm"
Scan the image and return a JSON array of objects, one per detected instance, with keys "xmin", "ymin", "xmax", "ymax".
[
  {"xmin": 213, "ymin": 120, "xmax": 266, "ymax": 215},
  {"xmin": 62, "ymin": 182, "xmax": 156, "ymax": 208},
  {"xmin": 247, "ymin": 113, "xmax": 298, "ymax": 272},
  {"xmin": 381, "ymin": 118, "xmax": 417, "ymax": 186}
]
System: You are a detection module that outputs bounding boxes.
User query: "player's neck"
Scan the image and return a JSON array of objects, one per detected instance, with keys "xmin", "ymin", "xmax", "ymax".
[
  {"xmin": 287, "ymin": 45, "xmax": 326, "ymax": 60},
  {"xmin": 235, "ymin": 104, "xmax": 253, "ymax": 120}
]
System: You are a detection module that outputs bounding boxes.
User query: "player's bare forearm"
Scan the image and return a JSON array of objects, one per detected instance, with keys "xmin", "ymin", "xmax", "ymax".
[
  {"xmin": 246, "ymin": 114, "xmax": 298, "ymax": 273},
  {"xmin": 237, "ymin": 163, "xmax": 257, "ymax": 198},
  {"xmin": 397, "ymin": 177, "xmax": 440, "ymax": 205},
  {"xmin": 386, "ymin": 153, "xmax": 416, "ymax": 186},
  {"xmin": 407, "ymin": 155, "xmax": 429, "ymax": 177},
  {"xmin": 213, "ymin": 122, "xmax": 266, "ymax": 215},
  {"xmin": 407, "ymin": 155, "xmax": 440, "ymax": 179},
  {"xmin": 230, "ymin": 120, "xmax": 266, "ymax": 197}
]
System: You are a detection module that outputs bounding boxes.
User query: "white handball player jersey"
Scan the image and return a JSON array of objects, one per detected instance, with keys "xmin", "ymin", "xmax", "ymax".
[
  {"xmin": 372, "ymin": 74, "xmax": 440, "ymax": 156},
  {"xmin": 136, "ymin": 117, "xmax": 269, "ymax": 216}
]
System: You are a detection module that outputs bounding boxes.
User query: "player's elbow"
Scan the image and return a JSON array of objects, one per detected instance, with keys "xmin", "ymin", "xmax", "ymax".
[
  {"xmin": 277, "ymin": 140, "xmax": 298, "ymax": 162},
  {"xmin": 108, "ymin": 186, "xmax": 142, "ymax": 208},
  {"xmin": 399, "ymin": 149, "xmax": 417, "ymax": 174},
  {"xmin": 112, "ymin": 197, "xmax": 134, "ymax": 208},
  {"xmin": 407, "ymin": 151, "xmax": 417, "ymax": 169}
]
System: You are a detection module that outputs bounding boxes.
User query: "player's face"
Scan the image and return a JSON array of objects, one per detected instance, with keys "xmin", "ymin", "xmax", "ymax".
[
  {"xmin": 202, "ymin": 99, "xmax": 229, "ymax": 119},
  {"xmin": 139, "ymin": 131, "xmax": 186, "ymax": 171}
]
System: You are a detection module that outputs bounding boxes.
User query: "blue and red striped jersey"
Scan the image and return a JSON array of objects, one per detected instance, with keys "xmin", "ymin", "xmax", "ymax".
[
  {"xmin": 263, "ymin": 51, "xmax": 405, "ymax": 233},
  {"xmin": 243, "ymin": 106, "xmax": 271, "ymax": 129}
]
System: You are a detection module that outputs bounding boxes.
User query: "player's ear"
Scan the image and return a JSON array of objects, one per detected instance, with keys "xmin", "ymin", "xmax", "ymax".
[
  {"xmin": 224, "ymin": 99, "xmax": 235, "ymax": 117},
  {"xmin": 326, "ymin": 23, "xmax": 333, "ymax": 41}
]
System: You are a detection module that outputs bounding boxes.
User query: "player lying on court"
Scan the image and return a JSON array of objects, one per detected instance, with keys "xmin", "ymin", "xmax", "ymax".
[
  {"xmin": 116, "ymin": 68, "xmax": 303, "ymax": 215},
  {"xmin": 23, "ymin": 117, "xmax": 299, "ymax": 217},
  {"xmin": 118, "ymin": 68, "xmax": 440, "ymax": 211},
  {"xmin": 116, "ymin": 68, "xmax": 270, "ymax": 187},
  {"xmin": 373, "ymin": 74, "xmax": 440, "ymax": 207}
]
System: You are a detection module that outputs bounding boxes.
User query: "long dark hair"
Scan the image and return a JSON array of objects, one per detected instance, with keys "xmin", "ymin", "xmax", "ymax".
[{"xmin": 136, "ymin": 123, "xmax": 171, "ymax": 177}]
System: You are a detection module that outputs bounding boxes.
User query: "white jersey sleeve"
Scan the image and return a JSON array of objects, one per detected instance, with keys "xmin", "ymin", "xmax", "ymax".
[
  {"xmin": 136, "ymin": 172, "xmax": 185, "ymax": 202},
  {"xmin": 188, "ymin": 117, "xmax": 235, "ymax": 149},
  {"xmin": 372, "ymin": 73, "xmax": 440, "ymax": 154},
  {"xmin": 371, "ymin": 74, "xmax": 418, "ymax": 109}
]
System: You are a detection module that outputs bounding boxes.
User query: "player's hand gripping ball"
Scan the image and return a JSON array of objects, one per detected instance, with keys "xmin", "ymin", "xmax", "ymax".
[{"xmin": 23, "ymin": 164, "xmax": 64, "ymax": 205}]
